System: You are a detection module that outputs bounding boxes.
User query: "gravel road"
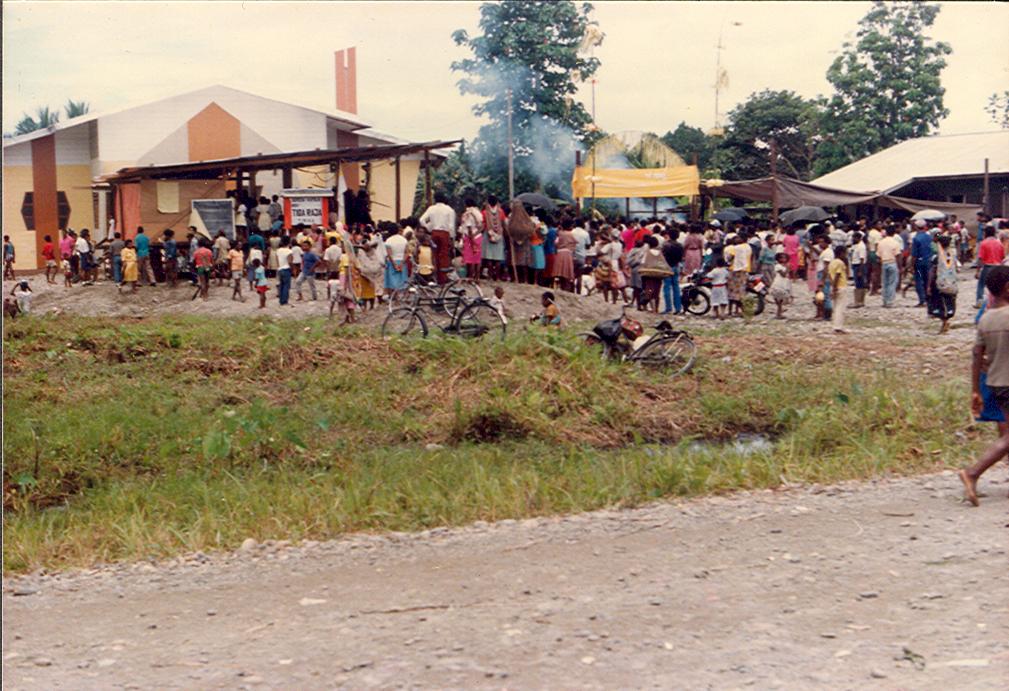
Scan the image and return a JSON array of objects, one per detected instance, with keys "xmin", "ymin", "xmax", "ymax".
[{"xmin": 3, "ymin": 470, "xmax": 1007, "ymax": 689}]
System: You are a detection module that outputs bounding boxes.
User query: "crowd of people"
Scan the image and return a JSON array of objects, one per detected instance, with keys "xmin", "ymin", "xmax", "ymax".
[{"xmin": 7, "ymin": 193, "xmax": 1009, "ymax": 335}]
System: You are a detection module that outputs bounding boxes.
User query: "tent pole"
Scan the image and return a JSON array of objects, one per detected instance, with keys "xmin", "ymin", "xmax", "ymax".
[
  {"xmin": 394, "ymin": 156, "xmax": 402, "ymax": 221},
  {"xmin": 424, "ymin": 149, "xmax": 432, "ymax": 208},
  {"xmin": 983, "ymin": 158, "xmax": 990, "ymax": 216},
  {"xmin": 769, "ymin": 138, "xmax": 779, "ymax": 226},
  {"xmin": 690, "ymin": 153, "xmax": 699, "ymax": 222},
  {"xmin": 652, "ymin": 197, "xmax": 658, "ymax": 218},
  {"xmin": 625, "ymin": 198, "xmax": 630, "ymax": 218}
]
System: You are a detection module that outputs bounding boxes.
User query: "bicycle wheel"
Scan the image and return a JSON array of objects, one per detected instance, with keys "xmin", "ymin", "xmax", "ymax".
[
  {"xmin": 437, "ymin": 280, "xmax": 484, "ymax": 316},
  {"xmin": 684, "ymin": 288, "xmax": 710, "ymax": 316},
  {"xmin": 631, "ymin": 332, "xmax": 696, "ymax": 375},
  {"xmin": 381, "ymin": 308, "xmax": 429, "ymax": 338},
  {"xmin": 454, "ymin": 302, "xmax": 506, "ymax": 341},
  {"xmin": 577, "ymin": 332, "xmax": 613, "ymax": 361}
]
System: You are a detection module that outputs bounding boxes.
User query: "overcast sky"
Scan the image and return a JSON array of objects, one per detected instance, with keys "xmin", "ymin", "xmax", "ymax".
[{"xmin": 3, "ymin": 1, "xmax": 1008, "ymax": 142}]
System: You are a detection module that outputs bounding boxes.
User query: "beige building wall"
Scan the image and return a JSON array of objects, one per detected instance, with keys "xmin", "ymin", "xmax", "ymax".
[
  {"xmin": 368, "ymin": 158, "xmax": 420, "ymax": 222},
  {"xmin": 2, "ymin": 164, "xmax": 37, "ymax": 267},
  {"xmin": 57, "ymin": 165, "xmax": 95, "ymax": 234}
]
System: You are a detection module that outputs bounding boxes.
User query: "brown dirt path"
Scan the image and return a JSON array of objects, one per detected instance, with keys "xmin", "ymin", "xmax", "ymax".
[{"xmin": 4, "ymin": 471, "xmax": 1007, "ymax": 689}]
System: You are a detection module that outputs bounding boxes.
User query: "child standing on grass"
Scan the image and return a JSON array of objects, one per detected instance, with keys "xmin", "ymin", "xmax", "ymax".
[
  {"xmin": 252, "ymin": 258, "xmax": 268, "ymax": 309},
  {"xmin": 962, "ymin": 265, "xmax": 1009, "ymax": 506},
  {"xmin": 229, "ymin": 241, "xmax": 245, "ymax": 302},
  {"xmin": 706, "ymin": 257, "xmax": 729, "ymax": 320},
  {"xmin": 770, "ymin": 252, "xmax": 792, "ymax": 320}
]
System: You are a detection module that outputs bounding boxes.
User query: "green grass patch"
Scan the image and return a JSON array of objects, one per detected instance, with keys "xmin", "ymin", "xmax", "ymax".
[{"xmin": 2, "ymin": 315, "xmax": 981, "ymax": 572}]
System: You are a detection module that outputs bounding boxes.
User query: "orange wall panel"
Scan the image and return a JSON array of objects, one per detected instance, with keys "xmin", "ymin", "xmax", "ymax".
[
  {"xmin": 30, "ymin": 135, "xmax": 58, "ymax": 268},
  {"xmin": 187, "ymin": 103, "xmax": 240, "ymax": 162}
]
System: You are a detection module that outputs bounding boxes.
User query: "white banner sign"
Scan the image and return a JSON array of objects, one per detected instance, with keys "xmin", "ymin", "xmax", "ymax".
[{"xmin": 290, "ymin": 198, "xmax": 324, "ymax": 226}]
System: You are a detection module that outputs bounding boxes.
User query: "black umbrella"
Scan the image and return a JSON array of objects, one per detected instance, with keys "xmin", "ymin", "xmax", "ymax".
[
  {"xmin": 514, "ymin": 192, "xmax": 556, "ymax": 210},
  {"xmin": 779, "ymin": 206, "xmax": 832, "ymax": 226},
  {"xmin": 712, "ymin": 207, "xmax": 747, "ymax": 222}
]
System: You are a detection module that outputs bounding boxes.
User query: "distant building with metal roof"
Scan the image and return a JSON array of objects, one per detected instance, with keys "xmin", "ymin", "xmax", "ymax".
[{"xmin": 811, "ymin": 131, "xmax": 1009, "ymax": 216}]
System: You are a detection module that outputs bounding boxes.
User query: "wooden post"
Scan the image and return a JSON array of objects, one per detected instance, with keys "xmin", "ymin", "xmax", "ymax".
[
  {"xmin": 690, "ymin": 153, "xmax": 699, "ymax": 222},
  {"xmin": 394, "ymin": 156, "xmax": 402, "ymax": 221},
  {"xmin": 983, "ymin": 158, "xmax": 990, "ymax": 215},
  {"xmin": 575, "ymin": 151, "xmax": 582, "ymax": 213},
  {"xmin": 652, "ymin": 197, "xmax": 658, "ymax": 218},
  {"xmin": 769, "ymin": 138, "xmax": 779, "ymax": 226},
  {"xmin": 282, "ymin": 166, "xmax": 293, "ymax": 189},
  {"xmin": 625, "ymin": 198, "xmax": 630, "ymax": 218},
  {"xmin": 248, "ymin": 170, "xmax": 257, "ymax": 201},
  {"xmin": 424, "ymin": 149, "xmax": 432, "ymax": 207}
]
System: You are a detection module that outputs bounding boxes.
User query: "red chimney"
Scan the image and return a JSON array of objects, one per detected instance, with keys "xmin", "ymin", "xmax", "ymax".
[{"xmin": 335, "ymin": 47, "xmax": 357, "ymax": 114}]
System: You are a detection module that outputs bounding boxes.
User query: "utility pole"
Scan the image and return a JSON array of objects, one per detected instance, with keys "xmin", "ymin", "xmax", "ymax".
[
  {"xmin": 506, "ymin": 89, "xmax": 515, "ymax": 201},
  {"xmin": 591, "ymin": 78, "xmax": 597, "ymax": 213}
]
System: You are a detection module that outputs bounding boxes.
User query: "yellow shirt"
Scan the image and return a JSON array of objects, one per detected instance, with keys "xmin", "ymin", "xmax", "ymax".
[
  {"xmin": 877, "ymin": 236, "xmax": 901, "ymax": 263},
  {"xmin": 417, "ymin": 246, "xmax": 434, "ymax": 275},
  {"xmin": 827, "ymin": 258, "xmax": 848, "ymax": 289}
]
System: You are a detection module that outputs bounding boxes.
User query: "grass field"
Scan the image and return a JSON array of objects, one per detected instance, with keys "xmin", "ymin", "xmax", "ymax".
[{"xmin": 2, "ymin": 315, "xmax": 979, "ymax": 573}]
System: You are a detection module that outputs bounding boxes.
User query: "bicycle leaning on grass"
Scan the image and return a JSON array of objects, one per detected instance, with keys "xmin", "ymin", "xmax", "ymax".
[{"xmin": 381, "ymin": 285, "xmax": 506, "ymax": 341}]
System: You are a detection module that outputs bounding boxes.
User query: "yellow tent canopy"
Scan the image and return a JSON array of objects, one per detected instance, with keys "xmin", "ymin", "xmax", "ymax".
[{"xmin": 571, "ymin": 165, "xmax": 700, "ymax": 200}]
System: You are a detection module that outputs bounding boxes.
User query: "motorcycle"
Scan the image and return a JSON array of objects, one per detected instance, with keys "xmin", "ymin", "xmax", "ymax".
[
  {"xmin": 578, "ymin": 306, "xmax": 696, "ymax": 376},
  {"xmin": 680, "ymin": 269, "xmax": 766, "ymax": 317}
]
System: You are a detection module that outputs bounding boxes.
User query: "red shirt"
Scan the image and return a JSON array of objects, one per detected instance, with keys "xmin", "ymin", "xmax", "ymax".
[
  {"xmin": 193, "ymin": 246, "xmax": 214, "ymax": 268},
  {"xmin": 41, "ymin": 242, "xmax": 55, "ymax": 261},
  {"xmin": 979, "ymin": 237, "xmax": 1004, "ymax": 266}
]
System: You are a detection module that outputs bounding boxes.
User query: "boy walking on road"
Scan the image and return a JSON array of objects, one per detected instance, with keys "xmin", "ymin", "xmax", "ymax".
[{"xmin": 962, "ymin": 265, "xmax": 1009, "ymax": 505}]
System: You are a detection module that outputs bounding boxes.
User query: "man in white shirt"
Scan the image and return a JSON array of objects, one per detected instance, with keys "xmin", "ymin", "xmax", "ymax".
[
  {"xmin": 866, "ymin": 224, "xmax": 883, "ymax": 295},
  {"xmin": 323, "ymin": 237, "xmax": 342, "ymax": 274},
  {"xmin": 848, "ymin": 231, "xmax": 868, "ymax": 307},
  {"xmin": 571, "ymin": 220, "xmax": 591, "ymax": 293},
  {"xmin": 877, "ymin": 227, "xmax": 902, "ymax": 307},
  {"xmin": 419, "ymin": 193, "xmax": 457, "ymax": 285},
  {"xmin": 275, "ymin": 237, "xmax": 293, "ymax": 306}
]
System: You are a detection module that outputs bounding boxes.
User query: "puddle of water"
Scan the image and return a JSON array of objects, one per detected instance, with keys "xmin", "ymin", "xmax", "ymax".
[{"xmin": 688, "ymin": 433, "xmax": 773, "ymax": 456}]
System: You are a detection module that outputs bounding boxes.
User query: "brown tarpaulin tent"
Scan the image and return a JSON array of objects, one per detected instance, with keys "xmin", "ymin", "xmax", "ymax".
[{"xmin": 702, "ymin": 175, "xmax": 982, "ymax": 220}]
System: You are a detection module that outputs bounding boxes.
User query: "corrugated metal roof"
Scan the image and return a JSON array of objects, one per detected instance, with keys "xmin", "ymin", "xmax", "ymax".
[
  {"xmin": 811, "ymin": 131, "xmax": 1009, "ymax": 193},
  {"xmin": 2, "ymin": 84, "xmax": 370, "ymax": 148}
]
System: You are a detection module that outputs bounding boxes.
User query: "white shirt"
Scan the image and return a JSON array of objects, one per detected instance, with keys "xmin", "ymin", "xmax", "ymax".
[
  {"xmin": 249, "ymin": 247, "xmax": 264, "ymax": 264},
  {"xmin": 727, "ymin": 243, "xmax": 751, "ymax": 272},
  {"xmin": 849, "ymin": 241, "xmax": 867, "ymax": 265},
  {"xmin": 602, "ymin": 241, "xmax": 623, "ymax": 269},
  {"xmin": 75, "ymin": 237, "xmax": 90, "ymax": 254},
  {"xmin": 324, "ymin": 244, "xmax": 342, "ymax": 265},
  {"xmin": 867, "ymin": 228, "xmax": 882, "ymax": 251},
  {"xmin": 290, "ymin": 245, "xmax": 303, "ymax": 264},
  {"xmin": 420, "ymin": 203, "xmax": 457, "ymax": 238},
  {"xmin": 275, "ymin": 247, "xmax": 292, "ymax": 270},
  {"xmin": 385, "ymin": 233, "xmax": 408, "ymax": 262},
  {"xmin": 571, "ymin": 227, "xmax": 591, "ymax": 261},
  {"xmin": 817, "ymin": 246, "xmax": 835, "ymax": 272}
]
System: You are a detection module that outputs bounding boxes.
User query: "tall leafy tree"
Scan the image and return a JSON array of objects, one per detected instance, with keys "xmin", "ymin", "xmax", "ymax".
[
  {"xmin": 451, "ymin": 1, "xmax": 601, "ymax": 198},
  {"xmin": 710, "ymin": 90, "xmax": 820, "ymax": 181},
  {"xmin": 661, "ymin": 122, "xmax": 716, "ymax": 172},
  {"xmin": 814, "ymin": 1, "xmax": 951, "ymax": 177},
  {"xmin": 426, "ymin": 142, "xmax": 490, "ymax": 210}
]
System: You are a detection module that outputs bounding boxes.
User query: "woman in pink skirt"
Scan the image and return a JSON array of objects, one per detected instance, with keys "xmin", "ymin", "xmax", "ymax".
[
  {"xmin": 552, "ymin": 219, "xmax": 577, "ymax": 292},
  {"xmin": 781, "ymin": 227, "xmax": 800, "ymax": 278},
  {"xmin": 683, "ymin": 225, "xmax": 705, "ymax": 275},
  {"xmin": 459, "ymin": 198, "xmax": 483, "ymax": 282}
]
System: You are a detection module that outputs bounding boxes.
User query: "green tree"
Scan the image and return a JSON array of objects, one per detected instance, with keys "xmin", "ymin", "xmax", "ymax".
[
  {"xmin": 428, "ymin": 142, "xmax": 490, "ymax": 208},
  {"xmin": 64, "ymin": 99, "xmax": 90, "ymax": 119},
  {"xmin": 709, "ymin": 90, "xmax": 820, "ymax": 181},
  {"xmin": 986, "ymin": 91, "xmax": 1009, "ymax": 130},
  {"xmin": 814, "ymin": 1, "xmax": 951, "ymax": 177},
  {"xmin": 661, "ymin": 122, "xmax": 716, "ymax": 172},
  {"xmin": 451, "ymin": 1, "xmax": 601, "ymax": 198}
]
